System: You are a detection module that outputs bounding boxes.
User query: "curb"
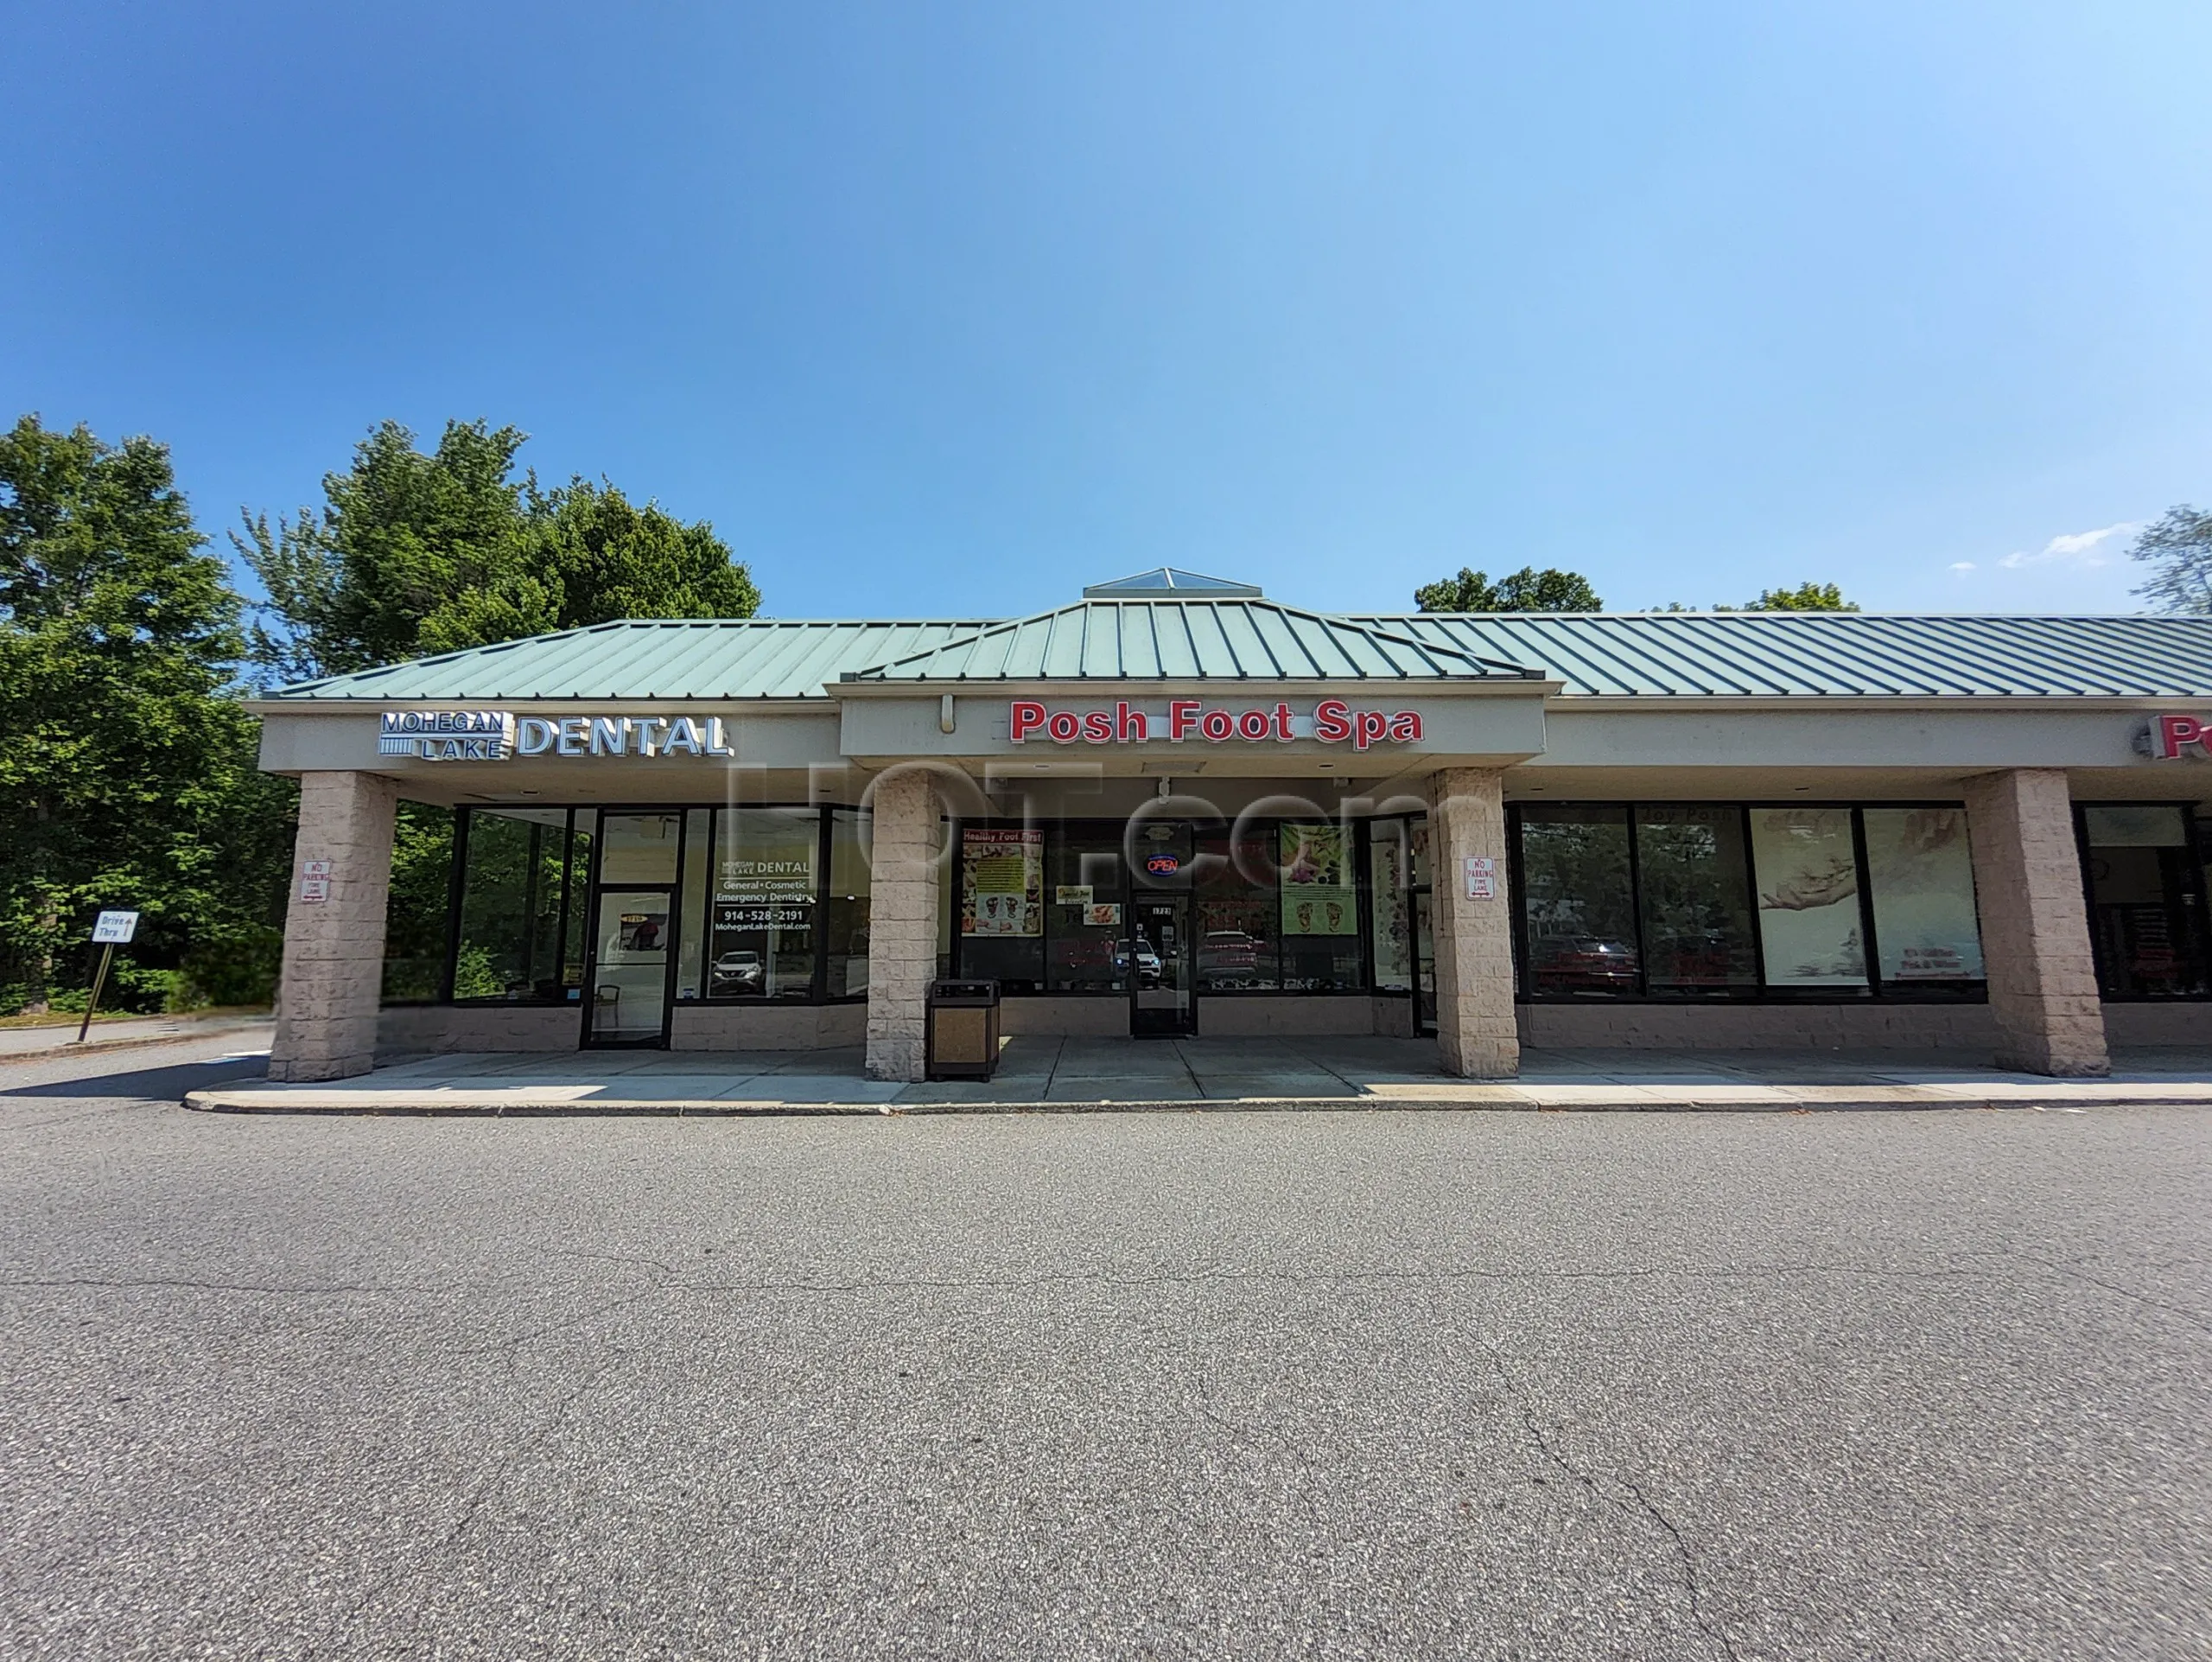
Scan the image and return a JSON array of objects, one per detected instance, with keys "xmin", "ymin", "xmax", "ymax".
[{"xmin": 180, "ymin": 1088, "xmax": 2212, "ymax": 1118}]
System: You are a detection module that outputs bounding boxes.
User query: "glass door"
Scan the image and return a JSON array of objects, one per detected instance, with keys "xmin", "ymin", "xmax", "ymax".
[
  {"xmin": 1130, "ymin": 895, "xmax": 1197, "ymax": 1037},
  {"xmin": 585, "ymin": 888, "xmax": 676, "ymax": 1047}
]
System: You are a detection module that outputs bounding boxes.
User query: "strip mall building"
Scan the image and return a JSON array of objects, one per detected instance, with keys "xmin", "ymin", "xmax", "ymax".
[{"xmin": 251, "ymin": 569, "xmax": 2212, "ymax": 1083}]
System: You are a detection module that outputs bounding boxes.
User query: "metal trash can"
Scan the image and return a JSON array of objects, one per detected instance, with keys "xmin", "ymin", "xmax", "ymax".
[{"xmin": 926, "ymin": 979, "xmax": 1001, "ymax": 1080}]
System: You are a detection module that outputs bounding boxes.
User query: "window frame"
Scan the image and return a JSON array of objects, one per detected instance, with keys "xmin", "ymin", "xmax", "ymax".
[
  {"xmin": 445, "ymin": 805, "xmax": 589, "ymax": 1009},
  {"xmin": 1507, "ymin": 799, "xmax": 1991, "ymax": 1006},
  {"xmin": 690, "ymin": 804, "xmax": 862, "ymax": 1007},
  {"xmin": 440, "ymin": 802, "xmax": 873, "ymax": 1009},
  {"xmin": 2073, "ymin": 799, "xmax": 2212, "ymax": 1003},
  {"xmin": 948, "ymin": 815, "xmax": 1385, "ymax": 998},
  {"xmin": 1358, "ymin": 813, "xmax": 1427, "ymax": 1010}
]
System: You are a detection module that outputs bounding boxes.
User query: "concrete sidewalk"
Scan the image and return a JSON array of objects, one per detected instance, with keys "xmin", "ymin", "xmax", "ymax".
[
  {"xmin": 183, "ymin": 1034, "xmax": 2212, "ymax": 1116},
  {"xmin": 0, "ymin": 1011, "xmax": 272, "ymax": 1062}
]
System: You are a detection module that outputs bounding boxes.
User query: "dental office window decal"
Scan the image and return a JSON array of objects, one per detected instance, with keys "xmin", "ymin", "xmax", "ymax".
[
  {"xmin": 379, "ymin": 710, "xmax": 735, "ymax": 761},
  {"xmin": 710, "ymin": 809, "xmax": 820, "ymax": 1000}
]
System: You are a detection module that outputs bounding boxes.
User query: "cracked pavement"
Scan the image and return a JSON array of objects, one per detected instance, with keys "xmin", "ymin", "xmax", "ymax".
[{"xmin": 3, "ymin": 1037, "xmax": 2210, "ymax": 1659}]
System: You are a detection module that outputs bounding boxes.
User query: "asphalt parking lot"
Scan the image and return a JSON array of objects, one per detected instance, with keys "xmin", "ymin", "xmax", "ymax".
[{"xmin": 3, "ymin": 1038, "xmax": 2209, "ymax": 1660}]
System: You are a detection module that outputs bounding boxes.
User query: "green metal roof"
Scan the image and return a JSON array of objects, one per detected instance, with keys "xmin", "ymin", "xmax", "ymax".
[
  {"xmin": 262, "ymin": 606, "xmax": 2212, "ymax": 702},
  {"xmin": 1351, "ymin": 611, "xmax": 2212, "ymax": 697},
  {"xmin": 264, "ymin": 619, "xmax": 997, "ymax": 702},
  {"xmin": 1082, "ymin": 567, "xmax": 1265, "ymax": 598},
  {"xmin": 842, "ymin": 600, "xmax": 1541, "ymax": 683}
]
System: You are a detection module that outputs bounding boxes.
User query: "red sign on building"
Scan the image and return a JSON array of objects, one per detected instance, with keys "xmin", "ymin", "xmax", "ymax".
[
  {"xmin": 1008, "ymin": 699, "xmax": 1423, "ymax": 753},
  {"xmin": 2147, "ymin": 714, "xmax": 2212, "ymax": 760}
]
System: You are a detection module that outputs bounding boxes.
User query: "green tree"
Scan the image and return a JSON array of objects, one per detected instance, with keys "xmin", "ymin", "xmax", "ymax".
[
  {"xmin": 380, "ymin": 805, "xmax": 455, "ymax": 1003},
  {"xmin": 0, "ymin": 415, "xmax": 290, "ymax": 1012},
  {"xmin": 1737, "ymin": 582, "xmax": 1858, "ymax": 612},
  {"xmin": 1656, "ymin": 583, "xmax": 1862, "ymax": 612},
  {"xmin": 237, "ymin": 419, "xmax": 760, "ymax": 680},
  {"xmin": 2129, "ymin": 505, "xmax": 2212, "ymax": 614},
  {"xmin": 1414, "ymin": 566, "xmax": 1603, "ymax": 612}
]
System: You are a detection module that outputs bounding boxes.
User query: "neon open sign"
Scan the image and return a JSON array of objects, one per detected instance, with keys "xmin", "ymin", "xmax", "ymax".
[{"xmin": 1008, "ymin": 699, "xmax": 1423, "ymax": 753}]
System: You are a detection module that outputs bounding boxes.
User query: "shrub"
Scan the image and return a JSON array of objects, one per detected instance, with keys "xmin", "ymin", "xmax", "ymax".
[{"xmin": 179, "ymin": 926, "xmax": 283, "ymax": 1009}]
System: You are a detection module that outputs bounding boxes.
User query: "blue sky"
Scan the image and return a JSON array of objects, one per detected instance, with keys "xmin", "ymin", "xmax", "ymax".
[{"xmin": 5, "ymin": 1, "xmax": 2209, "ymax": 618}]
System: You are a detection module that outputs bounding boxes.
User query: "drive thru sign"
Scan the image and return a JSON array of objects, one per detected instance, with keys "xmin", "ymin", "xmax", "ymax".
[{"xmin": 78, "ymin": 911, "xmax": 140, "ymax": 1042}]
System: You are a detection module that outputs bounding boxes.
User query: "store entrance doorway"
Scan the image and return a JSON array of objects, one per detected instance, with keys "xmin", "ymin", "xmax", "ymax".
[
  {"xmin": 1129, "ymin": 895, "xmax": 1197, "ymax": 1037},
  {"xmin": 583, "ymin": 888, "xmax": 676, "ymax": 1048}
]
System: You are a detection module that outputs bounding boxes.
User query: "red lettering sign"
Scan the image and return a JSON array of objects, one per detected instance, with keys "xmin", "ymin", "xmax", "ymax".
[
  {"xmin": 1007, "ymin": 698, "xmax": 1425, "ymax": 748},
  {"xmin": 2152, "ymin": 713, "xmax": 2208, "ymax": 760}
]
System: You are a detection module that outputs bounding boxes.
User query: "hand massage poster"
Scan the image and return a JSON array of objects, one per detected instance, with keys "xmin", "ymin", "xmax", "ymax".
[{"xmin": 1749, "ymin": 809, "xmax": 1866, "ymax": 985}]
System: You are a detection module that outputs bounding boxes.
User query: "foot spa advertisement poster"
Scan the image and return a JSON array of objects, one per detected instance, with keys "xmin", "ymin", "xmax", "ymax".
[
  {"xmin": 1280, "ymin": 823, "xmax": 1357, "ymax": 937},
  {"xmin": 962, "ymin": 828, "xmax": 1043, "ymax": 937}
]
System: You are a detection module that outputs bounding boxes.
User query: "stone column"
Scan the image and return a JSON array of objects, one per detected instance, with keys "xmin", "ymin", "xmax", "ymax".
[
  {"xmin": 270, "ymin": 771, "xmax": 399, "ymax": 1082},
  {"xmin": 1430, "ymin": 767, "xmax": 1519, "ymax": 1078},
  {"xmin": 864, "ymin": 768, "xmax": 943, "ymax": 1082},
  {"xmin": 1961, "ymin": 768, "xmax": 2109, "ymax": 1077}
]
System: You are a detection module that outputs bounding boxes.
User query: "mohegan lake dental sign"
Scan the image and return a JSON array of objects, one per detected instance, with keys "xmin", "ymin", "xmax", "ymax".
[{"xmin": 378, "ymin": 710, "xmax": 737, "ymax": 762}]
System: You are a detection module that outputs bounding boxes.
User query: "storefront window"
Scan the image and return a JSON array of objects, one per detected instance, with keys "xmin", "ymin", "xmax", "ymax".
[
  {"xmin": 709, "ymin": 808, "xmax": 819, "ymax": 999},
  {"xmin": 825, "ymin": 809, "xmax": 871, "ymax": 998},
  {"xmin": 676, "ymin": 808, "xmax": 710, "ymax": 1000},
  {"xmin": 1519, "ymin": 807, "xmax": 1639, "ymax": 997},
  {"xmin": 1749, "ymin": 808, "xmax": 1867, "ymax": 990},
  {"xmin": 1367, "ymin": 819, "xmax": 1414, "ymax": 992},
  {"xmin": 381, "ymin": 804, "xmax": 454, "ymax": 1004},
  {"xmin": 599, "ymin": 812, "xmax": 682, "ymax": 883},
  {"xmin": 1194, "ymin": 831, "xmax": 1279, "ymax": 990},
  {"xmin": 1414, "ymin": 889, "xmax": 1436, "ymax": 1026},
  {"xmin": 958, "ymin": 825, "xmax": 1046, "ymax": 991},
  {"xmin": 559, "ymin": 815, "xmax": 594, "ymax": 998},
  {"xmin": 1863, "ymin": 808, "xmax": 1984, "ymax": 986},
  {"xmin": 1049, "ymin": 826, "xmax": 1129, "ymax": 992},
  {"xmin": 454, "ymin": 808, "xmax": 570, "ymax": 1001},
  {"xmin": 1410, "ymin": 816, "xmax": 1435, "ymax": 1027},
  {"xmin": 2082, "ymin": 806, "xmax": 2211, "ymax": 998},
  {"xmin": 937, "ymin": 823, "xmax": 955, "ymax": 978},
  {"xmin": 1635, "ymin": 806, "xmax": 1758, "ymax": 997},
  {"xmin": 1279, "ymin": 822, "xmax": 1361, "ymax": 990}
]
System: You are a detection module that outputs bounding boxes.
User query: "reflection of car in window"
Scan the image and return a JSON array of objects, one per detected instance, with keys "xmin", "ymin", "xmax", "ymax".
[
  {"xmin": 1111, "ymin": 939, "xmax": 1163, "ymax": 985},
  {"xmin": 1198, "ymin": 930, "xmax": 1258, "ymax": 985},
  {"xmin": 1535, "ymin": 936, "xmax": 1639, "ymax": 993},
  {"xmin": 709, "ymin": 950, "xmax": 765, "ymax": 995},
  {"xmin": 1050, "ymin": 934, "xmax": 1121, "ymax": 988},
  {"xmin": 1647, "ymin": 928, "xmax": 1738, "ymax": 986}
]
